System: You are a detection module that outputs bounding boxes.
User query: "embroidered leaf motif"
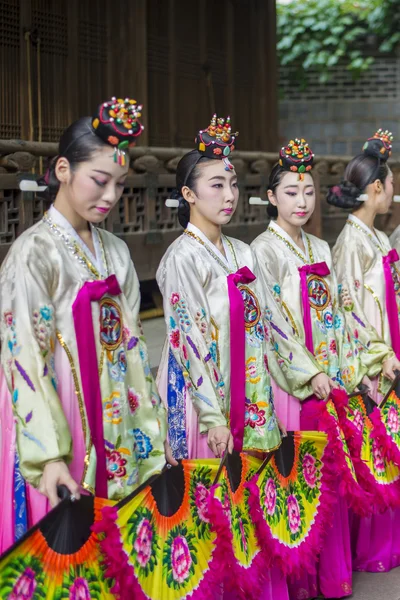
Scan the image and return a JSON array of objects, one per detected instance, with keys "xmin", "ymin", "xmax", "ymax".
[
  {"xmin": 351, "ymin": 312, "xmax": 366, "ymax": 328},
  {"xmin": 193, "ymin": 391, "xmax": 213, "ymax": 407},
  {"xmin": 22, "ymin": 430, "xmax": 46, "ymax": 452},
  {"xmin": 269, "ymin": 321, "xmax": 288, "ymax": 340},
  {"xmin": 197, "ymin": 376, "xmax": 203, "ymax": 387},
  {"xmin": 289, "ymin": 352, "xmax": 293, "ymax": 362},
  {"xmin": 115, "ymin": 435, "xmax": 122, "ymax": 449},
  {"xmin": 204, "ymin": 353, "xmax": 212, "ymax": 362},
  {"xmin": 15, "ymin": 361, "xmax": 36, "ymax": 392},
  {"xmin": 43, "ymin": 364, "xmax": 48, "ymax": 377},
  {"xmin": 25, "ymin": 411, "xmax": 33, "ymax": 424},
  {"xmin": 12, "ymin": 389, "xmax": 18, "ymax": 404},
  {"xmin": 105, "ymin": 440, "xmax": 115, "ymax": 449},
  {"xmin": 127, "ymin": 336, "xmax": 139, "ymax": 350},
  {"xmin": 187, "ymin": 335, "xmax": 200, "ymax": 359}
]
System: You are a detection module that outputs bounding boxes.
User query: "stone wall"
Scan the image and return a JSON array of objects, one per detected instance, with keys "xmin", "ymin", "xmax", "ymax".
[{"xmin": 278, "ymin": 56, "xmax": 400, "ymax": 156}]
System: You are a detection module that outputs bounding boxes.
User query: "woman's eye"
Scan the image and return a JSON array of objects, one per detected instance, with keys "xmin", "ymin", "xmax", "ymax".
[
  {"xmin": 306, "ymin": 191, "xmax": 315, "ymax": 196},
  {"xmin": 93, "ymin": 178, "xmax": 107, "ymax": 187},
  {"xmin": 286, "ymin": 192, "xmax": 296, "ymax": 197},
  {"xmin": 117, "ymin": 182, "xmax": 126, "ymax": 188},
  {"xmin": 213, "ymin": 183, "xmax": 223, "ymax": 188},
  {"xmin": 232, "ymin": 182, "xmax": 238, "ymax": 188}
]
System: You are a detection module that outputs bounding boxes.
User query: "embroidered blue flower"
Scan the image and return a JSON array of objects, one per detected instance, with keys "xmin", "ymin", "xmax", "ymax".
[
  {"xmin": 273, "ymin": 284, "xmax": 281, "ymax": 295},
  {"xmin": 131, "ymin": 428, "xmax": 153, "ymax": 459},
  {"xmin": 265, "ymin": 308, "xmax": 273, "ymax": 322},
  {"xmin": 117, "ymin": 350, "xmax": 127, "ymax": 373},
  {"xmin": 169, "ymin": 316, "xmax": 177, "ymax": 329},
  {"xmin": 324, "ymin": 312, "xmax": 333, "ymax": 329},
  {"xmin": 333, "ymin": 315, "xmax": 342, "ymax": 330},
  {"xmin": 338, "ymin": 284, "xmax": 343, "ymax": 294},
  {"xmin": 209, "ymin": 341, "xmax": 218, "ymax": 363},
  {"xmin": 40, "ymin": 306, "xmax": 52, "ymax": 321}
]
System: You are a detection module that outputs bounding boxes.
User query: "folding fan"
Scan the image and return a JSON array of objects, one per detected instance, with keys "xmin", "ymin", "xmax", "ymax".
[
  {"xmin": 95, "ymin": 458, "xmax": 229, "ymax": 600},
  {"xmin": 332, "ymin": 386, "xmax": 400, "ymax": 512},
  {"xmin": 0, "ymin": 487, "xmax": 115, "ymax": 599}
]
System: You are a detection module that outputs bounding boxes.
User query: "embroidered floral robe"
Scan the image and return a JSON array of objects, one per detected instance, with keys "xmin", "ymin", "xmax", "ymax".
[
  {"xmin": 251, "ymin": 221, "xmax": 370, "ymax": 392},
  {"xmin": 332, "ymin": 214, "xmax": 396, "ymax": 395},
  {"xmin": 156, "ymin": 223, "xmax": 321, "ymax": 453},
  {"xmin": 0, "ymin": 206, "xmax": 166, "ymax": 499}
]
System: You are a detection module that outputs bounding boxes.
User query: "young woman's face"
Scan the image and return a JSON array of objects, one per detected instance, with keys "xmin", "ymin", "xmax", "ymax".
[
  {"xmin": 57, "ymin": 145, "xmax": 129, "ymax": 223},
  {"xmin": 268, "ymin": 171, "xmax": 316, "ymax": 227},
  {"xmin": 184, "ymin": 160, "xmax": 239, "ymax": 226},
  {"xmin": 375, "ymin": 167, "xmax": 394, "ymax": 215}
]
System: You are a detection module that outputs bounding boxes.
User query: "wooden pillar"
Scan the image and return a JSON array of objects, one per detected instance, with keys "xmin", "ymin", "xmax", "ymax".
[
  {"xmin": 20, "ymin": 0, "xmax": 32, "ymax": 140},
  {"xmin": 257, "ymin": 0, "xmax": 278, "ymax": 151},
  {"xmin": 107, "ymin": 0, "xmax": 149, "ymax": 144},
  {"xmin": 66, "ymin": 0, "xmax": 79, "ymax": 123}
]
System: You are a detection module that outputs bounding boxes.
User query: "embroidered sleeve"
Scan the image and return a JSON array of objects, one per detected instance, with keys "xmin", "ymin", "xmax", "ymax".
[
  {"xmin": 160, "ymin": 253, "xmax": 227, "ymax": 433},
  {"xmin": 333, "ymin": 238, "xmax": 393, "ymax": 378},
  {"xmin": 123, "ymin": 258, "xmax": 168, "ymax": 443},
  {"xmin": 0, "ymin": 243, "xmax": 72, "ymax": 488}
]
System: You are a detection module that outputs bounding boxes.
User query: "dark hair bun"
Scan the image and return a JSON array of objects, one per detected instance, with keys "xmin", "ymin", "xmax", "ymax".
[
  {"xmin": 326, "ymin": 180, "xmax": 363, "ymax": 210},
  {"xmin": 169, "ymin": 188, "xmax": 190, "ymax": 229}
]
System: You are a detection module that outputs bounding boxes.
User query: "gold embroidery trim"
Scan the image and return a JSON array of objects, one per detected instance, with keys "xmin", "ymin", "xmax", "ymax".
[
  {"xmin": 346, "ymin": 219, "xmax": 384, "ymax": 254},
  {"xmin": 184, "ymin": 230, "xmax": 233, "ymax": 274},
  {"xmin": 267, "ymin": 226, "xmax": 315, "ymax": 264},
  {"xmin": 281, "ymin": 301, "xmax": 299, "ymax": 336},
  {"xmin": 363, "ymin": 284, "xmax": 384, "ymax": 334},
  {"xmin": 56, "ymin": 331, "xmax": 93, "ymax": 492},
  {"xmin": 224, "ymin": 236, "xmax": 240, "ymax": 271}
]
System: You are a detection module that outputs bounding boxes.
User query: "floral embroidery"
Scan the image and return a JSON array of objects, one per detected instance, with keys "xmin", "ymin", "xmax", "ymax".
[
  {"xmin": 315, "ymin": 342, "xmax": 328, "ymax": 366},
  {"xmin": 273, "ymin": 284, "xmax": 281, "ymax": 296},
  {"xmin": 195, "ymin": 308, "xmax": 208, "ymax": 336},
  {"xmin": 341, "ymin": 365, "xmax": 355, "ymax": 385},
  {"xmin": 106, "ymin": 448, "xmax": 127, "ymax": 480},
  {"xmin": 170, "ymin": 329, "xmax": 180, "ymax": 349},
  {"xmin": 354, "ymin": 279, "xmax": 361, "ymax": 291},
  {"xmin": 170, "ymin": 293, "xmax": 180, "ymax": 305},
  {"xmin": 128, "ymin": 387, "xmax": 141, "ymax": 414},
  {"xmin": 307, "ymin": 276, "xmax": 330, "ymax": 311},
  {"xmin": 329, "ymin": 339, "xmax": 337, "ymax": 355},
  {"xmin": 3, "ymin": 310, "xmax": 13, "ymax": 327},
  {"xmin": 103, "ymin": 392, "xmax": 122, "ymax": 425},
  {"xmin": 32, "ymin": 305, "xmax": 54, "ymax": 356},
  {"xmin": 324, "ymin": 311, "xmax": 333, "ymax": 329},
  {"xmin": 245, "ymin": 402, "xmax": 266, "ymax": 429},
  {"xmin": 340, "ymin": 286, "xmax": 354, "ymax": 311},
  {"xmin": 333, "ymin": 314, "xmax": 343, "ymax": 330},
  {"xmin": 132, "ymin": 428, "xmax": 153, "ymax": 459},
  {"xmin": 171, "ymin": 296, "xmax": 192, "ymax": 333},
  {"xmin": 100, "ymin": 298, "xmax": 123, "ymax": 351},
  {"xmin": 245, "ymin": 356, "xmax": 260, "ymax": 384}
]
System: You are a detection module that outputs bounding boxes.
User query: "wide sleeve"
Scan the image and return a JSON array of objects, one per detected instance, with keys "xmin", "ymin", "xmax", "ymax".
[
  {"xmin": 123, "ymin": 255, "xmax": 168, "ymax": 443},
  {"xmin": 251, "ymin": 250, "xmax": 322, "ymax": 399},
  {"xmin": 0, "ymin": 240, "xmax": 72, "ymax": 488},
  {"xmin": 158, "ymin": 252, "xmax": 227, "ymax": 434},
  {"xmin": 390, "ymin": 225, "xmax": 400, "ymax": 251},
  {"xmin": 333, "ymin": 238, "xmax": 393, "ymax": 378}
]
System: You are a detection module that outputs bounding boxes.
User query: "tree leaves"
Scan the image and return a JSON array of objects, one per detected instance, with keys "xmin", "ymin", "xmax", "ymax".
[{"xmin": 277, "ymin": 0, "xmax": 400, "ymax": 88}]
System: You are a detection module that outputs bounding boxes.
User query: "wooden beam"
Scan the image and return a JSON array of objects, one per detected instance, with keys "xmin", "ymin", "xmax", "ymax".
[
  {"xmin": 259, "ymin": 0, "xmax": 278, "ymax": 151},
  {"xmin": 19, "ymin": 1, "xmax": 32, "ymax": 140}
]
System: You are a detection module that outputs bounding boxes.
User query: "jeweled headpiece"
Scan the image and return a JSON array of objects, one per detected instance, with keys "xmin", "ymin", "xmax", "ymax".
[
  {"xmin": 92, "ymin": 97, "xmax": 144, "ymax": 166},
  {"xmin": 196, "ymin": 114, "xmax": 238, "ymax": 171},
  {"xmin": 279, "ymin": 138, "xmax": 314, "ymax": 181},
  {"xmin": 362, "ymin": 129, "xmax": 393, "ymax": 162}
]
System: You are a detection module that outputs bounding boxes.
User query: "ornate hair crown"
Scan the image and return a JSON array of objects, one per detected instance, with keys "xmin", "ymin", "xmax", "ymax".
[
  {"xmin": 279, "ymin": 138, "xmax": 314, "ymax": 181},
  {"xmin": 92, "ymin": 97, "xmax": 144, "ymax": 166},
  {"xmin": 196, "ymin": 114, "xmax": 239, "ymax": 171},
  {"xmin": 362, "ymin": 128, "xmax": 393, "ymax": 162}
]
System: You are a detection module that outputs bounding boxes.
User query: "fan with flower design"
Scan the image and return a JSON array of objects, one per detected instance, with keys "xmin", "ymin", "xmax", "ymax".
[
  {"xmin": 0, "ymin": 487, "xmax": 115, "ymax": 599},
  {"xmin": 332, "ymin": 385, "xmax": 400, "ymax": 512}
]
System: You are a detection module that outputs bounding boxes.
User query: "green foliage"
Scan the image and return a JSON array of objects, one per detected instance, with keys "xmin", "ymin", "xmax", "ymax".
[{"xmin": 277, "ymin": 0, "xmax": 400, "ymax": 85}]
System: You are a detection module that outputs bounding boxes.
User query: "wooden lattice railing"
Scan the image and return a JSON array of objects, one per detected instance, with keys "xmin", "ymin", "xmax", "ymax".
[{"xmin": 1, "ymin": 140, "xmax": 399, "ymax": 281}]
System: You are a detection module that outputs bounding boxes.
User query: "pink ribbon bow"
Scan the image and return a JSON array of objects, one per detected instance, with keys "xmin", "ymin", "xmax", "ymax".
[
  {"xmin": 227, "ymin": 266, "xmax": 256, "ymax": 451},
  {"xmin": 72, "ymin": 274, "xmax": 122, "ymax": 498},
  {"xmin": 383, "ymin": 249, "xmax": 400, "ymax": 360},
  {"xmin": 298, "ymin": 262, "xmax": 330, "ymax": 355}
]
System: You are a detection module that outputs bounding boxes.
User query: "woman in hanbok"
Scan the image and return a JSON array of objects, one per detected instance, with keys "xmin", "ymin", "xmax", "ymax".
[
  {"xmin": 0, "ymin": 98, "xmax": 174, "ymax": 553},
  {"xmin": 328, "ymin": 129, "xmax": 400, "ymax": 573},
  {"xmin": 156, "ymin": 116, "xmax": 331, "ymax": 600},
  {"xmin": 250, "ymin": 138, "xmax": 395, "ymax": 599}
]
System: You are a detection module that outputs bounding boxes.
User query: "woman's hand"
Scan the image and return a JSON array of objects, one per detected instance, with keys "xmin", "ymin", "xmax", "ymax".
[
  {"xmin": 360, "ymin": 375, "xmax": 373, "ymax": 392},
  {"xmin": 207, "ymin": 426, "xmax": 234, "ymax": 458},
  {"xmin": 164, "ymin": 440, "xmax": 178, "ymax": 466},
  {"xmin": 39, "ymin": 461, "xmax": 81, "ymax": 507},
  {"xmin": 311, "ymin": 372, "xmax": 338, "ymax": 400},
  {"xmin": 382, "ymin": 356, "xmax": 400, "ymax": 381}
]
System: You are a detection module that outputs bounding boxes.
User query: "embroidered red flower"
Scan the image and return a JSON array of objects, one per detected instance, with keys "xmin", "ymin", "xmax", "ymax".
[
  {"xmin": 106, "ymin": 449, "xmax": 127, "ymax": 480},
  {"xmin": 329, "ymin": 339, "xmax": 337, "ymax": 355},
  {"xmin": 245, "ymin": 404, "xmax": 266, "ymax": 429},
  {"xmin": 170, "ymin": 329, "xmax": 180, "ymax": 348},
  {"xmin": 128, "ymin": 387, "xmax": 141, "ymax": 414},
  {"xmin": 170, "ymin": 293, "xmax": 180, "ymax": 306}
]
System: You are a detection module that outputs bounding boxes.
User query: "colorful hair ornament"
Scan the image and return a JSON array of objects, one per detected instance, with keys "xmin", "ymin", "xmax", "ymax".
[
  {"xmin": 278, "ymin": 138, "xmax": 314, "ymax": 181},
  {"xmin": 196, "ymin": 114, "xmax": 238, "ymax": 168},
  {"xmin": 92, "ymin": 97, "xmax": 144, "ymax": 166},
  {"xmin": 362, "ymin": 129, "xmax": 393, "ymax": 162}
]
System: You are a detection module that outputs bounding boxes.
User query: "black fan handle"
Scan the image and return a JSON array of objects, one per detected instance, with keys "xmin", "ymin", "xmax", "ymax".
[{"xmin": 57, "ymin": 484, "xmax": 71, "ymax": 501}]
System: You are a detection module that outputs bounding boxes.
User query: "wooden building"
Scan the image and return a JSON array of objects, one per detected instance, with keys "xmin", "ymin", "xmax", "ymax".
[{"xmin": 0, "ymin": 0, "xmax": 278, "ymax": 150}]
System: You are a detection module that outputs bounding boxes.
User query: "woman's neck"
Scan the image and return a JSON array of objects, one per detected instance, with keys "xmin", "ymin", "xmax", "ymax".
[
  {"xmin": 352, "ymin": 203, "xmax": 377, "ymax": 231},
  {"xmin": 53, "ymin": 194, "xmax": 90, "ymax": 235},
  {"xmin": 189, "ymin": 216, "xmax": 224, "ymax": 253},
  {"xmin": 276, "ymin": 216, "xmax": 304, "ymax": 250}
]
